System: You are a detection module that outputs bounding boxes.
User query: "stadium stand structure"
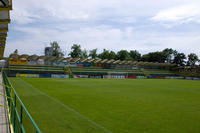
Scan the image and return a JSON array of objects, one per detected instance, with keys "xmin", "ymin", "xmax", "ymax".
[
  {"xmin": 143, "ymin": 69, "xmax": 177, "ymax": 77},
  {"xmin": 0, "ymin": 0, "xmax": 12, "ymax": 60},
  {"xmin": 0, "ymin": 0, "xmax": 13, "ymax": 132},
  {"xmin": 4, "ymin": 54, "xmax": 180, "ymax": 78},
  {"xmin": 70, "ymin": 66, "xmax": 145, "ymax": 76},
  {"xmin": 175, "ymin": 66, "xmax": 200, "ymax": 78},
  {"xmin": 7, "ymin": 65, "xmax": 65, "ymax": 74}
]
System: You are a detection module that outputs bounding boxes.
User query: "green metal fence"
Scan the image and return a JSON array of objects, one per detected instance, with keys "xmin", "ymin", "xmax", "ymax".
[{"xmin": 2, "ymin": 71, "xmax": 42, "ymax": 133}]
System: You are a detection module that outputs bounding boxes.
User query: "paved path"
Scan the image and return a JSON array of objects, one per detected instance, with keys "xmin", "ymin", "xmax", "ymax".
[{"xmin": 0, "ymin": 73, "xmax": 10, "ymax": 133}]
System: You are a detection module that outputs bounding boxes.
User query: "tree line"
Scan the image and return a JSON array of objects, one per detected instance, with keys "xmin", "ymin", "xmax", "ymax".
[{"xmin": 45, "ymin": 41, "xmax": 199, "ymax": 66}]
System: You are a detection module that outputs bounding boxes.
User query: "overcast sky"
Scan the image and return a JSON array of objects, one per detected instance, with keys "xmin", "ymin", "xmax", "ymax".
[{"xmin": 4, "ymin": 0, "xmax": 200, "ymax": 57}]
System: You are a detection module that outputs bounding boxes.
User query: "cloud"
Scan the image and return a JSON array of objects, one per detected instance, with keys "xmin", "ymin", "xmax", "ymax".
[
  {"xmin": 5, "ymin": 25, "xmax": 200, "ymax": 57},
  {"xmin": 11, "ymin": 0, "xmax": 184, "ymax": 24},
  {"xmin": 5, "ymin": 0, "xmax": 200, "ymax": 58},
  {"xmin": 152, "ymin": 4, "xmax": 200, "ymax": 24}
]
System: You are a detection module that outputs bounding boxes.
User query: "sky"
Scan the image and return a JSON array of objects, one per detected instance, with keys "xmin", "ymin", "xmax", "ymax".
[{"xmin": 4, "ymin": 0, "xmax": 200, "ymax": 57}]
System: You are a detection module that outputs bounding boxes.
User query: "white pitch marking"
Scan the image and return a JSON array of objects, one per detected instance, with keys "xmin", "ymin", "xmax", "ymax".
[{"xmin": 18, "ymin": 78, "xmax": 112, "ymax": 133}]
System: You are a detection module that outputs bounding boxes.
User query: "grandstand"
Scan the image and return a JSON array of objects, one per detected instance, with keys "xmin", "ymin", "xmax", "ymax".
[
  {"xmin": 7, "ymin": 64, "xmax": 65, "ymax": 74},
  {"xmin": 176, "ymin": 66, "xmax": 200, "ymax": 77},
  {"xmin": 0, "ymin": 0, "xmax": 12, "ymax": 60},
  {"xmin": 4, "ymin": 54, "xmax": 180, "ymax": 79},
  {"xmin": 70, "ymin": 66, "xmax": 144, "ymax": 76},
  {"xmin": 143, "ymin": 69, "xmax": 177, "ymax": 77}
]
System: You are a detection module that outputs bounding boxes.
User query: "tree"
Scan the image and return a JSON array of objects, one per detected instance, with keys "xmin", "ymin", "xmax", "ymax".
[
  {"xmin": 98, "ymin": 49, "xmax": 110, "ymax": 59},
  {"xmin": 187, "ymin": 53, "xmax": 199, "ymax": 66},
  {"xmin": 89, "ymin": 49, "xmax": 98, "ymax": 59},
  {"xmin": 141, "ymin": 54, "xmax": 149, "ymax": 62},
  {"xmin": 109, "ymin": 51, "xmax": 116, "ymax": 60},
  {"xmin": 173, "ymin": 52, "xmax": 186, "ymax": 66},
  {"xmin": 162, "ymin": 48, "xmax": 177, "ymax": 63},
  {"xmin": 129, "ymin": 50, "xmax": 141, "ymax": 61},
  {"xmin": 81, "ymin": 49, "xmax": 88, "ymax": 58},
  {"xmin": 14, "ymin": 49, "xmax": 18, "ymax": 54},
  {"xmin": 117, "ymin": 50, "xmax": 131, "ymax": 61},
  {"xmin": 50, "ymin": 41, "xmax": 64, "ymax": 57},
  {"xmin": 69, "ymin": 44, "xmax": 82, "ymax": 58},
  {"xmin": 141, "ymin": 52, "xmax": 166, "ymax": 63}
]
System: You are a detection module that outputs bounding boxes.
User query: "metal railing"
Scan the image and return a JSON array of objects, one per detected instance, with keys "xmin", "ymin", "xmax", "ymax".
[{"xmin": 2, "ymin": 71, "xmax": 42, "ymax": 133}]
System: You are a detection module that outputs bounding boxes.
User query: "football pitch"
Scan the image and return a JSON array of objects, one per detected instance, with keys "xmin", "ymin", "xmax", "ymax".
[{"xmin": 9, "ymin": 77, "xmax": 200, "ymax": 133}]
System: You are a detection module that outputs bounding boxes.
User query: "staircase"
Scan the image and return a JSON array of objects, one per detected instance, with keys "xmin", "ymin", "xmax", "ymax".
[{"xmin": 64, "ymin": 67, "xmax": 73, "ymax": 78}]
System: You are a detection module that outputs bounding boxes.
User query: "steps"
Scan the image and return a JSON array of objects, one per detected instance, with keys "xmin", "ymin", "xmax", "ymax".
[
  {"xmin": 64, "ymin": 67, "xmax": 73, "ymax": 78},
  {"xmin": 7, "ymin": 65, "xmax": 65, "ymax": 74},
  {"xmin": 70, "ymin": 67, "xmax": 144, "ymax": 76}
]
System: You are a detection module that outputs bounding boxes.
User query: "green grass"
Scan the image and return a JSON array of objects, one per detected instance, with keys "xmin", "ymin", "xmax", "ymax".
[{"xmin": 9, "ymin": 77, "xmax": 200, "ymax": 133}]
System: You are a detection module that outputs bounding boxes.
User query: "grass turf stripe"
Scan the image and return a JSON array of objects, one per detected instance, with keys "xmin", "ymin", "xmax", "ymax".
[{"xmin": 17, "ymin": 78, "xmax": 112, "ymax": 133}]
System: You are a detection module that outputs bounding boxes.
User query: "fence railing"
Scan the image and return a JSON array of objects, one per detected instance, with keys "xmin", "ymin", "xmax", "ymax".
[{"xmin": 2, "ymin": 71, "xmax": 42, "ymax": 133}]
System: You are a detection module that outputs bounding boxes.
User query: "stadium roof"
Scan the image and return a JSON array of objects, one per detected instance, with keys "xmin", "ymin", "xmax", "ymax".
[
  {"xmin": 9, "ymin": 54, "xmax": 177, "ymax": 67},
  {"xmin": 0, "ymin": 0, "xmax": 12, "ymax": 59}
]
